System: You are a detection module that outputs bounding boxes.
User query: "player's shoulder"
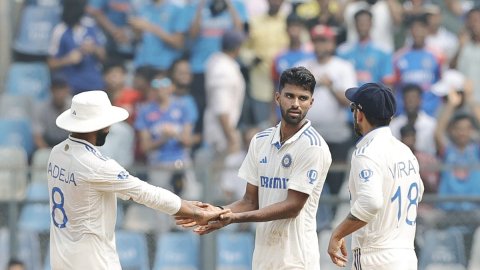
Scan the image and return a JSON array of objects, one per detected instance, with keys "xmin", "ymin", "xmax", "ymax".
[
  {"xmin": 300, "ymin": 125, "xmax": 325, "ymax": 148},
  {"xmin": 254, "ymin": 126, "xmax": 275, "ymax": 140}
]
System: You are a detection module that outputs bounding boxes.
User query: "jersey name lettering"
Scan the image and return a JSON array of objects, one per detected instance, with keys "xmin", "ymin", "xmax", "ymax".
[
  {"xmin": 260, "ymin": 176, "xmax": 288, "ymax": 189},
  {"xmin": 48, "ymin": 162, "xmax": 77, "ymax": 186},
  {"xmin": 388, "ymin": 159, "xmax": 418, "ymax": 180}
]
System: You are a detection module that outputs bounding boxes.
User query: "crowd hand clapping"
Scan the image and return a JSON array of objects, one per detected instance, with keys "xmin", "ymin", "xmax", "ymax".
[{"xmin": 67, "ymin": 49, "xmax": 83, "ymax": 65}]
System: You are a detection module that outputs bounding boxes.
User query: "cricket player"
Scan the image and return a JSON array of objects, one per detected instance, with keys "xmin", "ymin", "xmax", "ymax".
[
  {"xmin": 328, "ymin": 83, "xmax": 424, "ymax": 270},
  {"xmin": 178, "ymin": 66, "xmax": 332, "ymax": 269},
  {"xmin": 48, "ymin": 90, "xmax": 226, "ymax": 270}
]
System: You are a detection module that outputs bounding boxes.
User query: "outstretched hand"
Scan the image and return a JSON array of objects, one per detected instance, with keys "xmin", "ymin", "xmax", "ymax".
[
  {"xmin": 194, "ymin": 211, "xmax": 233, "ymax": 235},
  {"xmin": 175, "ymin": 201, "xmax": 230, "ymax": 228}
]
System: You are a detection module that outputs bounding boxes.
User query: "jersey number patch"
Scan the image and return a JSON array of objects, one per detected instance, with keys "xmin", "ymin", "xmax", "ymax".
[{"xmin": 390, "ymin": 182, "xmax": 420, "ymax": 226}]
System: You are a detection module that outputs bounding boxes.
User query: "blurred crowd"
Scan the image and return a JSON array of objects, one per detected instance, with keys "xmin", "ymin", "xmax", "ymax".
[{"xmin": 5, "ymin": 0, "xmax": 480, "ymax": 228}]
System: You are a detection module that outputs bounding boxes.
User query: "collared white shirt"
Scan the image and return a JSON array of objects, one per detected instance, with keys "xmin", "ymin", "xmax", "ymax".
[
  {"xmin": 238, "ymin": 120, "xmax": 332, "ymax": 269},
  {"xmin": 203, "ymin": 51, "xmax": 246, "ymax": 153},
  {"xmin": 349, "ymin": 127, "xmax": 424, "ymax": 251},
  {"xmin": 48, "ymin": 136, "xmax": 181, "ymax": 270}
]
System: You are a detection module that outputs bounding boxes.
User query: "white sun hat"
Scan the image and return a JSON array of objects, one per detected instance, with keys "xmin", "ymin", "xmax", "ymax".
[{"xmin": 56, "ymin": 90, "xmax": 129, "ymax": 133}]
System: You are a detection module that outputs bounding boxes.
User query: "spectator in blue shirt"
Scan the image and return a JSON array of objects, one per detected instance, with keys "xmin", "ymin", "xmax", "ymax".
[
  {"xmin": 48, "ymin": 0, "xmax": 106, "ymax": 95},
  {"xmin": 434, "ymin": 90, "xmax": 480, "ymax": 212},
  {"xmin": 393, "ymin": 14, "xmax": 442, "ymax": 117},
  {"xmin": 135, "ymin": 73, "xmax": 200, "ymax": 199},
  {"xmin": 129, "ymin": 0, "xmax": 190, "ymax": 71}
]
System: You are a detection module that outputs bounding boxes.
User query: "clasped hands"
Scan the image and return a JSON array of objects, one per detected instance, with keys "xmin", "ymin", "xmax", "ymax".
[{"xmin": 176, "ymin": 201, "xmax": 233, "ymax": 235}]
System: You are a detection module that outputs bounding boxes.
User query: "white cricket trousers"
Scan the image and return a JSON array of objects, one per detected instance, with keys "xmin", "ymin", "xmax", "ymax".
[{"xmin": 352, "ymin": 248, "xmax": 417, "ymax": 270}]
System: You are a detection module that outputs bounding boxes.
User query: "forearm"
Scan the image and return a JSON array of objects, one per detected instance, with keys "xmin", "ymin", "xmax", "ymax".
[
  {"xmin": 223, "ymin": 197, "xmax": 258, "ymax": 213},
  {"xmin": 189, "ymin": 6, "xmax": 203, "ymax": 39},
  {"xmin": 93, "ymin": 46, "xmax": 106, "ymax": 62},
  {"xmin": 386, "ymin": 0, "xmax": 403, "ymax": 26},
  {"xmin": 331, "ymin": 213, "xmax": 367, "ymax": 240},
  {"xmin": 90, "ymin": 9, "xmax": 119, "ymax": 36},
  {"xmin": 226, "ymin": 1, "xmax": 243, "ymax": 31},
  {"xmin": 47, "ymin": 56, "xmax": 73, "ymax": 70},
  {"xmin": 149, "ymin": 26, "xmax": 184, "ymax": 48},
  {"xmin": 228, "ymin": 200, "xmax": 300, "ymax": 223},
  {"xmin": 218, "ymin": 114, "xmax": 236, "ymax": 145}
]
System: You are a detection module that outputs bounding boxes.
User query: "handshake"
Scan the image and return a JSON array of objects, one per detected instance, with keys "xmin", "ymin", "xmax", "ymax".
[{"xmin": 176, "ymin": 201, "xmax": 234, "ymax": 235}]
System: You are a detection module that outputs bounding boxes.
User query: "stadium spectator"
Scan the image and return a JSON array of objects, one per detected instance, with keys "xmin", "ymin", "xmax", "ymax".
[
  {"xmin": 400, "ymin": 124, "xmax": 440, "ymax": 193},
  {"xmin": 337, "ymin": 9, "xmax": 394, "ymax": 87},
  {"xmin": 184, "ymin": 0, "xmax": 248, "ymax": 142},
  {"xmin": 103, "ymin": 59, "xmax": 142, "ymax": 125},
  {"xmin": 129, "ymin": 0, "xmax": 190, "ymax": 71},
  {"xmin": 343, "ymin": 0, "xmax": 403, "ymax": 53},
  {"xmin": 434, "ymin": 89, "xmax": 480, "ymax": 212},
  {"xmin": 390, "ymin": 83, "xmax": 437, "ymax": 155},
  {"xmin": 132, "ymin": 65, "xmax": 157, "ymax": 103},
  {"xmin": 32, "ymin": 75, "xmax": 71, "ymax": 149},
  {"xmin": 47, "ymin": 0, "xmax": 106, "ymax": 95},
  {"xmin": 456, "ymin": 7, "xmax": 480, "ymax": 105},
  {"xmin": 424, "ymin": 4, "xmax": 459, "ymax": 67},
  {"xmin": 297, "ymin": 24, "xmax": 357, "ymax": 195},
  {"xmin": 243, "ymin": 0, "xmax": 288, "ymax": 126},
  {"xmin": 393, "ymin": 14, "xmax": 442, "ymax": 117},
  {"xmin": 87, "ymin": 0, "xmax": 145, "ymax": 60},
  {"xmin": 169, "ymin": 57, "xmax": 201, "ymax": 147},
  {"xmin": 203, "ymin": 29, "xmax": 246, "ymax": 155},
  {"xmin": 135, "ymin": 74, "xmax": 200, "ymax": 199}
]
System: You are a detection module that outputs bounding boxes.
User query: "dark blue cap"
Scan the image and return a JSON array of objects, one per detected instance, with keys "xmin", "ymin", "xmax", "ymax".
[
  {"xmin": 221, "ymin": 29, "xmax": 246, "ymax": 51},
  {"xmin": 345, "ymin": 83, "xmax": 396, "ymax": 119}
]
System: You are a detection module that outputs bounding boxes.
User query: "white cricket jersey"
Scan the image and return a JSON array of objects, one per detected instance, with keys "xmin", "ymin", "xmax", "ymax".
[
  {"xmin": 47, "ymin": 136, "xmax": 181, "ymax": 270},
  {"xmin": 238, "ymin": 120, "xmax": 332, "ymax": 270},
  {"xmin": 349, "ymin": 127, "xmax": 424, "ymax": 252}
]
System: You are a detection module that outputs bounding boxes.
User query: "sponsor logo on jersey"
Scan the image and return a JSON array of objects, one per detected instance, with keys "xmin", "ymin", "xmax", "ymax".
[
  {"xmin": 359, "ymin": 169, "xmax": 373, "ymax": 182},
  {"xmin": 307, "ymin": 169, "xmax": 318, "ymax": 184},
  {"xmin": 117, "ymin": 171, "xmax": 129, "ymax": 180},
  {"xmin": 260, "ymin": 176, "xmax": 288, "ymax": 189},
  {"xmin": 281, "ymin": 154, "xmax": 292, "ymax": 168},
  {"xmin": 260, "ymin": 156, "xmax": 267, "ymax": 164}
]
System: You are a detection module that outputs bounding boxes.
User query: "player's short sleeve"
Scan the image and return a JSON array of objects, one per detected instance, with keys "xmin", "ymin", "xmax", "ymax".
[
  {"xmin": 238, "ymin": 136, "xmax": 258, "ymax": 186},
  {"xmin": 287, "ymin": 146, "xmax": 328, "ymax": 195},
  {"xmin": 350, "ymin": 155, "xmax": 384, "ymax": 223}
]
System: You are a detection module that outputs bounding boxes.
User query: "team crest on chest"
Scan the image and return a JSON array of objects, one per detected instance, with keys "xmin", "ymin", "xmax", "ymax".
[{"xmin": 281, "ymin": 154, "xmax": 292, "ymax": 168}]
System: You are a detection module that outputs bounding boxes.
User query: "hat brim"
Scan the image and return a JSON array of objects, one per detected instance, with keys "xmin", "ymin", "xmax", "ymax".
[
  {"xmin": 56, "ymin": 106, "xmax": 129, "ymax": 133},
  {"xmin": 345, "ymin": 87, "xmax": 359, "ymax": 102}
]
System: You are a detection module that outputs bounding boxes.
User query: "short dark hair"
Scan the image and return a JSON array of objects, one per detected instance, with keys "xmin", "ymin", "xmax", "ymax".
[
  {"xmin": 168, "ymin": 56, "xmax": 190, "ymax": 77},
  {"xmin": 466, "ymin": 6, "xmax": 480, "ymax": 19},
  {"xmin": 102, "ymin": 58, "xmax": 126, "ymax": 74},
  {"xmin": 402, "ymin": 83, "xmax": 423, "ymax": 97},
  {"xmin": 449, "ymin": 112, "xmax": 476, "ymax": 128},
  {"xmin": 134, "ymin": 65, "xmax": 158, "ymax": 82},
  {"xmin": 50, "ymin": 74, "xmax": 69, "ymax": 90},
  {"xmin": 8, "ymin": 258, "xmax": 24, "ymax": 267},
  {"xmin": 400, "ymin": 124, "xmax": 416, "ymax": 138},
  {"xmin": 354, "ymin": 9, "xmax": 372, "ymax": 21},
  {"xmin": 364, "ymin": 114, "xmax": 392, "ymax": 127},
  {"xmin": 286, "ymin": 13, "xmax": 305, "ymax": 27},
  {"xmin": 407, "ymin": 14, "xmax": 428, "ymax": 28},
  {"xmin": 279, "ymin": 66, "xmax": 316, "ymax": 94}
]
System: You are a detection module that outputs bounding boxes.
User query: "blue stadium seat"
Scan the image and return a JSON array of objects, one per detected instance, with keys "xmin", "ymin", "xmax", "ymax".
[
  {"xmin": 216, "ymin": 231, "xmax": 254, "ymax": 270},
  {"xmin": 419, "ymin": 228, "xmax": 467, "ymax": 269},
  {"xmin": 0, "ymin": 227, "xmax": 42, "ymax": 270},
  {"xmin": 26, "ymin": 182, "xmax": 49, "ymax": 201},
  {"xmin": 25, "ymin": 0, "xmax": 62, "ymax": 6},
  {"xmin": 31, "ymin": 148, "xmax": 52, "ymax": 183},
  {"xmin": 0, "ymin": 118, "xmax": 35, "ymax": 157},
  {"xmin": 19, "ymin": 204, "xmax": 51, "ymax": 233},
  {"xmin": 5, "ymin": 62, "xmax": 51, "ymax": 102},
  {"xmin": 116, "ymin": 230, "xmax": 149, "ymax": 270},
  {"xmin": 153, "ymin": 231, "xmax": 200, "ymax": 270},
  {"xmin": 0, "ymin": 94, "xmax": 33, "ymax": 119},
  {"xmin": 13, "ymin": 5, "xmax": 61, "ymax": 56},
  {"xmin": 0, "ymin": 146, "xmax": 28, "ymax": 201}
]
